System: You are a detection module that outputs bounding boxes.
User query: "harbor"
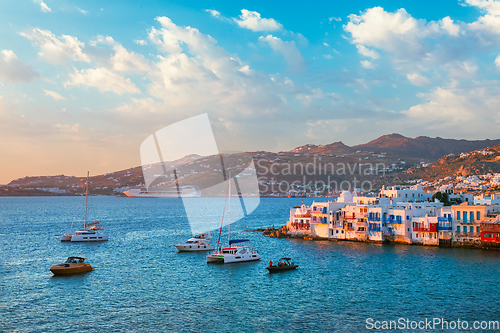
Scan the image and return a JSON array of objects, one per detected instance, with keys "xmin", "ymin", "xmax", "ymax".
[{"xmin": 2, "ymin": 196, "xmax": 500, "ymax": 332}]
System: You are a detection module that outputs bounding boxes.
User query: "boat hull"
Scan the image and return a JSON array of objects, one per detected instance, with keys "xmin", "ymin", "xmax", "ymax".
[
  {"xmin": 70, "ymin": 234, "xmax": 108, "ymax": 242},
  {"xmin": 60, "ymin": 234, "xmax": 72, "ymax": 242},
  {"xmin": 206, "ymin": 254, "xmax": 225, "ymax": 263},
  {"xmin": 207, "ymin": 253, "xmax": 261, "ymax": 264},
  {"xmin": 49, "ymin": 263, "xmax": 93, "ymax": 275},
  {"xmin": 175, "ymin": 243, "xmax": 215, "ymax": 252}
]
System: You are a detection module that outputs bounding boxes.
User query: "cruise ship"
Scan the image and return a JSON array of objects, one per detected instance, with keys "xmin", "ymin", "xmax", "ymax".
[{"xmin": 123, "ymin": 185, "xmax": 201, "ymax": 198}]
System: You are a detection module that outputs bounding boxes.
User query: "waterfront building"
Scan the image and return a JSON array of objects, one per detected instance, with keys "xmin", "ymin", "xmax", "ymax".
[
  {"xmin": 411, "ymin": 215, "xmax": 439, "ymax": 245},
  {"xmin": 310, "ymin": 201, "xmax": 347, "ymax": 238},
  {"xmin": 480, "ymin": 221, "xmax": 500, "ymax": 246},
  {"xmin": 284, "ymin": 190, "xmax": 500, "ymax": 249},
  {"xmin": 288, "ymin": 201, "xmax": 312, "ymax": 232},
  {"xmin": 452, "ymin": 203, "xmax": 500, "ymax": 245}
]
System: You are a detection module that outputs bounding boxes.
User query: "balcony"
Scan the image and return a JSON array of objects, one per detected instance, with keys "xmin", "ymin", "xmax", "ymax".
[
  {"xmin": 413, "ymin": 227, "xmax": 430, "ymax": 232},
  {"xmin": 438, "ymin": 226, "xmax": 452, "ymax": 231},
  {"xmin": 385, "ymin": 218, "xmax": 403, "ymax": 224}
]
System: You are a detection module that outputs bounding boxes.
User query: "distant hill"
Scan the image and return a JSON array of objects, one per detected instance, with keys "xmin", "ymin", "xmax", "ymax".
[
  {"xmin": 3, "ymin": 134, "xmax": 500, "ymax": 196},
  {"xmin": 353, "ymin": 134, "xmax": 500, "ymax": 160},
  {"xmin": 405, "ymin": 143, "xmax": 500, "ymax": 181},
  {"xmin": 284, "ymin": 134, "xmax": 500, "ymax": 160}
]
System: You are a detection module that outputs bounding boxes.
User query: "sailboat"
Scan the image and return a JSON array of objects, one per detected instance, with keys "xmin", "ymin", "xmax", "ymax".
[
  {"xmin": 206, "ymin": 170, "xmax": 261, "ymax": 264},
  {"xmin": 60, "ymin": 172, "xmax": 108, "ymax": 242}
]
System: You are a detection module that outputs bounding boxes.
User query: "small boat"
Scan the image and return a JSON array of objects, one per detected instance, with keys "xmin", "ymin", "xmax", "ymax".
[
  {"xmin": 207, "ymin": 170, "xmax": 261, "ymax": 264},
  {"xmin": 61, "ymin": 172, "xmax": 108, "ymax": 242},
  {"xmin": 49, "ymin": 256, "xmax": 93, "ymax": 275},
  {"xmin": 266, "ymin": 258, "xmax": 298, "ymax": 273},
  {"xmin": 174, "ymin": 232, "xmax": 215, "ymax": 252}
]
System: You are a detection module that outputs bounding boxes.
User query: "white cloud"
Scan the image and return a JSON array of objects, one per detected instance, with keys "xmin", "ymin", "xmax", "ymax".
[
  {"xmin": 406, "ymin": 72, "xmax": 431, "ymax": 86},
  {"xmin": 134, "ymin": 39, "xmax": 147, "ymax": 45},
  {"xmin": 401, "ymin": 84, "xmax": 500, "ymax": 134},
  {"xmin": 448, "ymin": 61, "xmax": 477, "ymax": 79},
  {"xmin": 204, "ymin": 9, "xmax": 220, "ymax": 18},
  {"xmin": 324, "ymin": 54, "xmax": 333, "ymax": 59},
  {"xmin": 234, "ymin": 10, "xmax": 283, "ymax": 32},
  {"xmin": 323, "ymin": 42, "xmax": 329, "ymax": 47},
  {"xmin": 65, "ymin": 67, "xmax": 141, "ymax": 95},
  {"xmin": 344, "ymin": 7, "xmax": 462, "ymax": 63},
  {"xmin": 96, "ymin": 36, "xmax": 150, "ymax": 72},
  {"xmin": 44, "ymin": 89, "xmax": 66, "ymax": 101},
  {"xmin": 463, "ymin": 0, "xmax": 500, "ymax": 16},
  {"xmin": 77, "ymin": 7, "xmax": 88, "ymax": 15},
  {"xmin": 20, "ymin": 28, "xmax": 90, "ymax": 64},
  {"xmin": 496, "ymin": 55, "xmax": 500, "ymax": 68},
  {"xmin": 0, "ymin": 50, "xmax": 40, "ymax": 83},
  {"xmin": 329, "ymin": 17, "xmax": 342, "ymax": 22},
  {"xmin": 356, "ymin": 45, "xmax": 379, "ymax": 59},
  {"xmin": 258, "ymin": 35, "xmax": 306, "ymax": 71},
  {"xmin": 361, "ymin": 60, "xmax": 376, "ymax": 69},
  {"xmin": 34, "ymin": 0, "xmax": 51, "ymax": 12},
  {"xmin": 440, "ymin": 16, "xmax": 460, "ymax": 36}
]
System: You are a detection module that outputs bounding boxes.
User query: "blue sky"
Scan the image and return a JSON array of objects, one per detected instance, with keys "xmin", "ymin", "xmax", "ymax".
[{"xmin": 1, "ymin": 0, "xmax": 500, "ymax": 183}]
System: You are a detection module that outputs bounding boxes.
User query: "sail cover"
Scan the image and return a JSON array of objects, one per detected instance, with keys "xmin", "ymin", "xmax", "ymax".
[{"xmin": 229, "ymin": 239, "xmax": 250, "ymax": 245}]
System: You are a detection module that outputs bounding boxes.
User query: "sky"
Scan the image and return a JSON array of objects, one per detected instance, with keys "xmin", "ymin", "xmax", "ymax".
[{"xmin": 2, "ymin": 0, "xmax": 500, "ymax": 184}]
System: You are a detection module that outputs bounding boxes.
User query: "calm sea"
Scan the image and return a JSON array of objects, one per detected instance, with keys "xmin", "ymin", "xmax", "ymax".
[{"xmin": 1, "ymin": 197, "xmax": 499, "ymax": 332}]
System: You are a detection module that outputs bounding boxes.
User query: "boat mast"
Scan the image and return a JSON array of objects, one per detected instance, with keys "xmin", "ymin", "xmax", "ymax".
[
  {"xmin": 228, "ymin": 169, "xmax": 231, "ymax": 245},
  {"xmin": 84, "ymin": 171, "xmax": 89, "ymax": 230}
]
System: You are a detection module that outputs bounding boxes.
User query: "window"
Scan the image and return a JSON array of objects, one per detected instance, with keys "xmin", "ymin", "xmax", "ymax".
[
  {"xmin": 457, "ymin": 211, "xmax": 461, "ymax": 220},
  {"xmin": 463, "ymin": 226, "xmax": 467, "ymax": 233},
  {"xmin": 477, "ymin": 227, "xmax": 480, "ymax": 233},
  {"xmin": 457, "ymin": 226, "xmax": 461, "ymax": 233},
  {"xmin": 463, "ymin": 213, "xmax": 467, "ymax": 223},
  {"xmin": 470, "ymin": 212, "xmax": 474, "ymax": 222},
  {"xmin": 477, "ymin": 212, "xmax": 481, "ymax": 220}
]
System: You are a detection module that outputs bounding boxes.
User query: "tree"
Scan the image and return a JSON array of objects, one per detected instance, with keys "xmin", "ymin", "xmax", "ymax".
[{"xmin": 432, "ymin": 191, "xmax": 450, "ymax": 206}]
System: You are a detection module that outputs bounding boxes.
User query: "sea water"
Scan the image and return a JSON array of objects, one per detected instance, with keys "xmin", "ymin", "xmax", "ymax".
[{"xmin": 1, "ymin": 197, "xmax": 499, "ymax": 332}]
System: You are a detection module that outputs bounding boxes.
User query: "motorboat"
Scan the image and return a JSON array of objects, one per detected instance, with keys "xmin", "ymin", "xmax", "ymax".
[
  {"xmin": 207, "ymin": 170, "xmax": 261, "ymax": 264},
  {"xmin": 174, "ymin": 232, "xmax": 215, "ymax": 251},
  {"xmin": 49, "ymin": 256, "xmax": 93, "ymax": 275},
  {"xmin": 266, "ymin": 258, "xmax": 298, "ymax": 273},
  {"xmin": 61, "ymin": 172, "xmax": 109, "ymax": 242}
]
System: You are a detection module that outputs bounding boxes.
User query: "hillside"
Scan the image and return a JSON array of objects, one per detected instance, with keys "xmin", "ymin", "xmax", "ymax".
[
  {"xmin": 353, "ymin": 134, "xmax": 500, "ymax": 160},
  {"xmin": 3, "ymin": 134, "xmax": 500, "ymax": 196},
  {"xmin": 405, "ymin": 143, "xmax": 500, "ymax": 180}
]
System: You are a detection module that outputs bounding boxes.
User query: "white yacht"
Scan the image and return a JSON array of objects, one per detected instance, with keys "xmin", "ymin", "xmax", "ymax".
[
  {"xmin": 123, "ymin": 185, "xmax": 201, "ymax": 198},
  {"xmin": 61, "ymin": 172, "xmax": 109, "ymax": 242},
  {"xmin": 206, "ymin": 240, "xmax": 261, "ymax": 264},
  {"xmin": 174, "ymin": 232, "xmax": 215, "ymax": 252},
  {"xmin": 207, "ymin": 170, "xmax": 261, "ymax": 264}
]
